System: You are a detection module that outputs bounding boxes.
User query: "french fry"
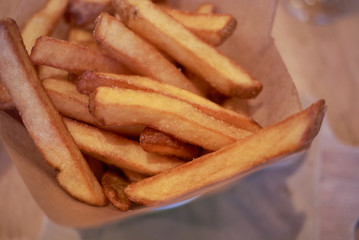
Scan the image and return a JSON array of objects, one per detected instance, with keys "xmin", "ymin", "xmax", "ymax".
[
  {"xmin": 0, "ymin": 1, "xmax": 326, "ymax": 212},
  {"xmin": 0, "ymin": 0, "xmax": 70, "ymax": 111},
  {"xmin": 101, "ymin": 169, "xmax": 131, "ymax": 211},
  {"xmin": 67, "ymin": 27, "xmax": 101, "ymax": 51},
  {"xmin": 63, "ymin": 117, "xmax": 185, "ymax": 175},
  {"xmin": 67, "ymin": 27, "xmax": 94, "ymax": 43},
  {"xmin": 43, "ymin": 78, "xmax": 144, "ymax": 136},
  {"xmin": 0, "ymin": 18, "xmax": 107, "ymax": 206},
  {"xmin": 113, "ymin": 0, "xmax": 262, "ymax": 98},
  {"xmin": 93, "ymin": 12, "xmax": 201, "ymax": 95},
  {"xmin": 89, "ymin": 87, "xmax": 253, "ymax": 150},
  {"xmin": 30, "ymin": 36, "xmax": 130, "ymax": 75},
  {"xmin": 122, "ymin": 169, "xmax": 148, "ymax": 182},
  {"xmin": 162, "ymin": 7, "xmax": 236, "ymax": 46},
  {"xmin": 140, "ymin": 127, "xmax": 202, "ymax": 160},
  {"xmin": 65, "ymin": 0, "xmax": 112, "ymax": 27},
  {"xmin": 196, "ymin": 3, "xmax": 215, "ymax": 14},
  {"xmin": 77, "ymin": 71, "xmax": 261, "ymax": 132},
  {"xmin": 125, "ymin": 100, "xmax": 326, "ymax": 205},
  {"xmin": 37, "ymin": 65, "xmax": 68, "ymax": 80},
  {"xmin": 21, "ymin": 0, "xmax": 69, "ymax": 53}
]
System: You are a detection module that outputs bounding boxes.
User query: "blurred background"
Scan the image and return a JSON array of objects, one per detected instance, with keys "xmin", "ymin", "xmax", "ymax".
[{"xmin": 0, "ymin": 0, "xmax": 359, "ymax": 239}]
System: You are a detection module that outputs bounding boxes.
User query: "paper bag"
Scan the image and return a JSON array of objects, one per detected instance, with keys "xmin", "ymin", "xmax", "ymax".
[{"xmin": 0, "ymin": 0, "xmax": 303, "ymax": 228}]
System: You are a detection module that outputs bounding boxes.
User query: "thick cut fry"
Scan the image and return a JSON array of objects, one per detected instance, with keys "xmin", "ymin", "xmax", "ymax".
[
  {"xmin": 77, "ymin": 71, "xmax": 261, "ymax": 132},
  {"xmin": 101, "ymin": 170, "xmax": 131, "ymax": 211},
  {"xmin": 140, "ymin": 128, "xmax": 201, "ymax": 160},
  {"xmin": 196, "ymin": 3, "xmax": 215, "ymax": 14},
  {"xmin": 38, "ymin": 65, "xmax": 68, "ymax": 80},
  {"xmin": 163, "ymin": 7, "xmax": 236, "ymax": 46},
  {"xmin": 65, "ymin": 0, "xmax": 112, "ymax": 27},
  {"xmin": 125, "ymin": 100, "xmax": 326, "ymax": 205},
  {"xmin": 1, "ymin": 0, "xmax": 70, "ymax": 111},
  {"xmin": 94, "ymin": 12, "xmax": 201, "ymax": 95},
  {"xmin": 122, "ymin": 169, "xmax": 148, "ymax": 182},
  {"xmin": 113, "ymin": 0, "xmax": 262, "ymax": 98},
  {"xmin": 0, "ymin": 19, "xmax": 107, "ymax": 206},
  {"xmin": 63, "ymin": 118, "xmax": 184, "ymax": 175},
  {"xmin": 67, "ymin": 27, "xmax": 101, "ymax": 51},
  {"xmin": 68, "ymin": 27, "xmax": 94, "ymax": 43},
  {"xmin": 89, "ymin": 87, "xmax": 253, "ymax": 150},
  {"xmin": 30, "ymin": 36, "xmax": 130, "ymax": 75},
  {"xmin": 43, "ymin": 78, "xmax": 144, "ymax": 136},
  {"xmin": 22, "ymin": 0, "xmax": 69, "ymax": 53}
]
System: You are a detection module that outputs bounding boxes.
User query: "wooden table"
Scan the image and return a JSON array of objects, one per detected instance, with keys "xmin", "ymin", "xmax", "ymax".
[{"xmin": 1, "ymin": 2, "xmax": 359, "ymax": 239}]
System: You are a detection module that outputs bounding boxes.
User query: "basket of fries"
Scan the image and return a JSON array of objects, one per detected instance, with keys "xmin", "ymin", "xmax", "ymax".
[{"xmin": 0, "ymin": 0, "xmax": 325, "ymax": 228}]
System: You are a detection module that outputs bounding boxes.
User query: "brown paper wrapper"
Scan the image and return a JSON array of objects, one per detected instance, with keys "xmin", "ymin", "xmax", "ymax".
[{"xmin": 0, "ymin": 0, "xmax": 302, "ymax": 228}]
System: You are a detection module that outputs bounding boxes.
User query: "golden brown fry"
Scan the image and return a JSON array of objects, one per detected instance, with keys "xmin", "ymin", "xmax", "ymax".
[
  {"xmin": 43, "ymin": 78, "xmax": 144, "ymax": 136},
  {"xmin": 122, "ymin": 169, "xmax": 148, "ymax": 182},
  {"xmin": 22, "ymin": 0, "xmax": 69, "ymax": 53},
  {"xmin": 89, "ymin": 87, "xmax": 253, "ymax": 151},
  {"xmin": 67, "ymin": 27, "xmax": 93, "ymax": 43},
  {"xmin": 38, "ymin": 65, "xmax": 68, "ymax": 80},
  {"xmin": 63, "ymin": 117, "xmax": 185, "ymax": 175},
  {"xmin": 67, "ymin": 27, "xmax": 101, "ymax": 51},
  {"xmin": 0, "ymin": 18, "xmax": 107, "ymax": 206},
  {"xmin": 1, "ymin": 0, "xmax": 70, "ymax": 111},
  {"xmin": 125, "ymin": 100, "xmax": 326, "ymax": 205},
  {"xmin": 94, "ymin": 12, "xmax": 201, "ymax": 95},
  {"xmin": 77, "ymin": 71, "xmax": 261, "ymax": 132},
  {"xmin": 140, "ymin": 127, "xmax": 201, "ymax": 160},
  {"xmin": 113, "ymin": 0, "xmax": 262, "ymax": 98},
  {"xmin": 30, "ymin": 36, "xmax": 130, "ymax": 75},
  {"xmin": 162, "ymin": 7, "xmax": 236, "ymax": 46},
  {"xmin": 101, "ymin": 169, "xmax": 131, "ymax": 211},
  {"xmin": 65, "ymin": 0, "xmax": 112, "ymax": 27},
  {"xmin": 196, "ymin": 3, "xmax": 215, "ymax": 14}
]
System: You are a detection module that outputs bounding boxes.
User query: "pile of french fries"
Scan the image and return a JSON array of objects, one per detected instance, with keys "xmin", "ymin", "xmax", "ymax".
[{"xmin": 0, "ymin": 0, "xmax": 325, "ymax": 210}]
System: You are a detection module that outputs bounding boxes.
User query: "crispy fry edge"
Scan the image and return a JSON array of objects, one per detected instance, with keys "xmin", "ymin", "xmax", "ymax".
[{"xmin": 124, "ymin": 100, "xmax": 326, "ymax": 205}]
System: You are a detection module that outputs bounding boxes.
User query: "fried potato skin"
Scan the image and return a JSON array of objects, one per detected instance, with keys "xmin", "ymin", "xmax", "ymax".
[
  {"xmin": 0, "ymin": 18, "xmax": 107, "ymax": 206},
  {"xmin": 101, "ymin": 169, "xmax": 131, "ymax": 211},
  {"xmin": 125, "ymin": 100, "xmax": 326, "ymax": 205}
]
